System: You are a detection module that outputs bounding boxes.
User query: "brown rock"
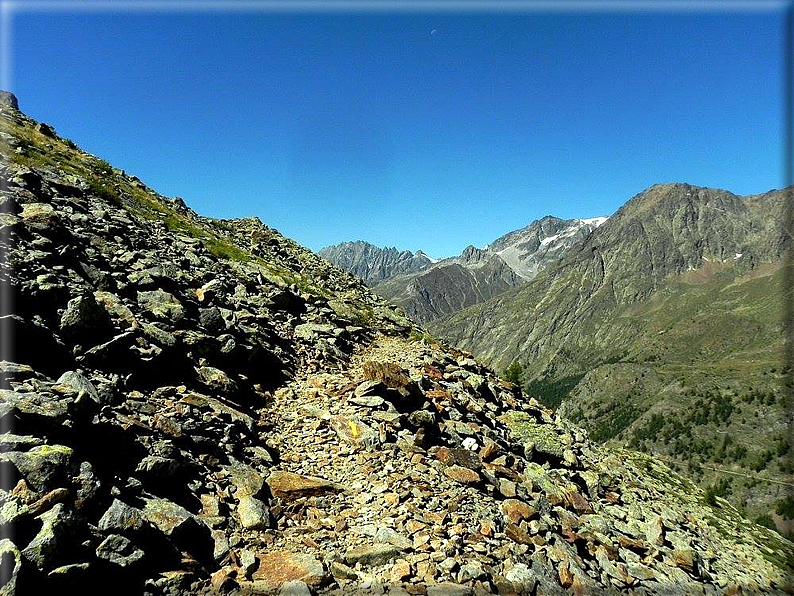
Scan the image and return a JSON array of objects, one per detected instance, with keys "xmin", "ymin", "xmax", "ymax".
[
  {"xmin": 504, "ymin": 523, "xmax": 533, "ymax": 545},
  {"xmin": 390, "ymin": 559, "xmax": 412, "ymax": 582},
  {"xmin": 435, "ymin": 447, "xmax": 482, "ymax": 470},
  {"xmin": 362, "ymin": 361, "xmax": 411, "ymax": 389},
  {"xmin": 252, "ymin": 551, "xmax": 326, "ymax": 588},
  {"xmin": 501, "ymin": 499, "xmax": 536, "ymax": 524},
  {"xmin": 443, "ymin": 465, "xmax": 480, "ymax": 485},
  {"xmin": 669, "ymin": 548, "xmax": 695, "ymax": 572},
  {"xmin": 266, "ymin": 470, "xmax": 341, "ymax": 501},
  {"xmin": 558, "ymin": 562, "xmax": 573, "ymax": 588},
  {"xmin": 563, "ymin": 488, "xmax": 592, "ymax": 514},
  {"xmin": 479, "ymin": 442, "xmax": 499, "ymax": 462},
  {"xmin": 211, "ymin": 566, "xmax": 239, "ymax": 593}
]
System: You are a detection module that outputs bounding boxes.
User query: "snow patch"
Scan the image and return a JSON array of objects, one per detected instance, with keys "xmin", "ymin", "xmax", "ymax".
[
  {"xmin": 579, "ymin": 216, "xmax": 609, "ymax": 227},
  {"xmin": 540, "ymin": 233, "xmax": 561, "ymax": 246}
]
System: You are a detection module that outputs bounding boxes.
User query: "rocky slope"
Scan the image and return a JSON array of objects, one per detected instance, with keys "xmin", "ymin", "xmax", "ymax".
[
  {"xmin": 1, "ymin": 94, "xmax": 792, "ymax": 595},
  {"xmin": 429, "ymin": 183, "xmax": 793, "ymax": 529},
  {"xmin": 318, "ymin": 242, "xmax": 433, "ymax": 284},
  {"xmin": 323, "ymin": 218, "xmax": 606, "ymax": 325}
]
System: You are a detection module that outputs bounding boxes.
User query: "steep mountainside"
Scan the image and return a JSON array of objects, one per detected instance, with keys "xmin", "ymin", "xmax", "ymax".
[
  {"xmin": 429, "ymin": 183, "xmax": 793, "ymax": 530},
  {"xmin": 318, "ymin": 241, "xmax": 432, "ymax": 284},
  {"xmin": 323, "ymin": 217, "xmax": 606, "ymax": 325},
  {"xmin": 1, "ymin": 94, "xmax": 792, "ymax": 595}
]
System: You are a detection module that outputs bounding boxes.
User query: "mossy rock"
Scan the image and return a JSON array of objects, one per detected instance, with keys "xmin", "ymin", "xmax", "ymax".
[{"xmin": 501, "ymin": 411, "xmax": 564, "ymax": 459}]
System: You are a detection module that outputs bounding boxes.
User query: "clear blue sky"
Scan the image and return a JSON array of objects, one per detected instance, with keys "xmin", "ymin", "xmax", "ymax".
[{"xmin": 8, "ymin": 5, "xmax": 788, "ymax": 257}]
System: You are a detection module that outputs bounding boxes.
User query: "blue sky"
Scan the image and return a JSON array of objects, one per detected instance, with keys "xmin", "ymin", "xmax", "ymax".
[{"xmin": 8, "ymin": 4, "xmax": 788, "ymax": 257}]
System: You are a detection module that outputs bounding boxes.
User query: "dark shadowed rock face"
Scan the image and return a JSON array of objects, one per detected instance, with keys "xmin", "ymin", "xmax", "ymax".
[{"xmin": 1, "ymin": 96, "xmax": 792, "ymax": 595}]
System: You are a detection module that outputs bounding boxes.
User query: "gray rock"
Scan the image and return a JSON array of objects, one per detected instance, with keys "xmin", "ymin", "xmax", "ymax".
[
  {"xmin": 199, "ymin": 307, "xmax": 225, "ymax": 333},
  {"xmin": 279, "ymin": 580, "xmax": 312, "ymax": 596},
  {"xmin": 373, "ymin": 527, "xmax": 412, "ymax": 550},
  {"xmin": 0, "ymin": 539, "xmax": 22, "ymax": 595},
  {"xmin": 239, "ymin": 548, "xmax": 257, "ymax": 579},
  {"xmin": 95, "ymin": 534, "xmax": 145, "ymax": 567},
  {"xmin": 0, "ymin": 390, "xmax": 69, "ymax": 425},
  {"xmin": 59, "ymin": 293, "xmax": 111, "ymax": 342},
  {"xmin": 142, "ymin": 498, "xmax": 212, "ymax": 562},
  {"xmin": 354, "ymin": 380, "xmax": 386, "ymax": 398},
  {"xmin": 504, "ymin": 563, "xmax": 538, "ymax": 595},
  {"xmin": 236, "ymin": 495, "xmax": 270, "ymax": 530},
  {"xmin": 0, "ymin": 433, "xmax": 44, "ymax": 451},
  {"xmin": 343, "ymin": 543, "xmax": 401, "ymax": 567},
  {"xmin": 97, "ymin": 498, "xmax": 146, "ymax": 535},
  {"xmin": 349, "ymin": 395, "xmax": 386, "ymax": 408},
  {"xmin": 0, "ymin": 90, "xmax": 19, "ymax": 110},
  {"xmin": 21, "ymin": 503, "xmax": 74, "ymax": 570},
  {"xmin": 2, "ymin": 444, "xmax": 73, "ymax": 492},
  {"xmin": 55, "ymin": 370, "xmax": 101, "ymax": 405},
  {"xmin": 137, "ymin": 289, "xmax": 185, "ymax": 321},
  {"xmin": 195, "ymin": 366, "xmax": 237, "ymax": 395}
]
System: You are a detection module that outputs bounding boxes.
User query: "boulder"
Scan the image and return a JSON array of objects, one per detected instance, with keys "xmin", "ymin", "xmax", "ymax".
[
  {"xmin": 97, "ymin": 499, "xmax": 146, "ymax": 535},
  {"xmin": 137, "ymin": 290, "xmax": 185, "ymax": 321},
  {"xmin": 59, "ymin": 293, "xmax": 111, "ymax": 343},
  {"xmin": 21, "ymin": 503, "xmax": 75, "ymax": 570},
  {"xmin": 2, "ymin": 444, "xmax": 73, "ymax": 492},
  {"xmin": 0, "ymin": 90, "xmax": 18, "ymax": 110},
  {"xmin": 251, "ymin": 551, "xmax": 326, "ymax": 589}
]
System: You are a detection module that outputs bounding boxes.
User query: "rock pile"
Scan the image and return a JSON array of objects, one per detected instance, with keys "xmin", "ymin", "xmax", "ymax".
[{"xmin": 0, "ymin": 94, "xmax": 792, "ymax": 595}]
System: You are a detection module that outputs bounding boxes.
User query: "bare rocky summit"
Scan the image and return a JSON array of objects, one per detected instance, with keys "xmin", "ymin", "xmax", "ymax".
[
  {"xmin": 318, "ymin": 242, "xmax": 433, "ymax": 284},
  {"xmin": 0, "ymin": 93, "xmax": 792, "ymax": 595}
]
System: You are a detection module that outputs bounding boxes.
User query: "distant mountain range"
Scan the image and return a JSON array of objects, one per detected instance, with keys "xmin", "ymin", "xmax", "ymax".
[
  {"xmin": 318, "ymin": 241, "xmax": 433, "ymax": 283},
  {"xmin": 320, "ymin": 215, "xmax": 608, "ymax": 323}
]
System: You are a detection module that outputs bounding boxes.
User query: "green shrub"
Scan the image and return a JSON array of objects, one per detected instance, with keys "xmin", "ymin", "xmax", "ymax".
[{"xmin": 504, "ymin": 361, "xmax": 523, "ymax": 386}]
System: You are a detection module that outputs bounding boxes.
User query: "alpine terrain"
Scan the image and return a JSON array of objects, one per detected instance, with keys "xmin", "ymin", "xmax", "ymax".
[
  {"xmin": 318, "ymin": 242, "xmax": 433, "ymax": 285},
  {"xmin": 322, "ymin": 217, "xmax": 607, "ymax": 324},
  {"xmin": 1, "ymin": 92, "xmax": 793, "ymax": 596},
  {"xmin": 429, "ymin": 183, "xmax": 794, "ymax": 534}
]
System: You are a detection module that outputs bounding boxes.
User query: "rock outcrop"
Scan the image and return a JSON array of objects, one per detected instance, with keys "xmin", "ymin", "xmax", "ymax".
[{"xmin": 0, "ymin": 95, "xmax": 792, "ymax": 595}]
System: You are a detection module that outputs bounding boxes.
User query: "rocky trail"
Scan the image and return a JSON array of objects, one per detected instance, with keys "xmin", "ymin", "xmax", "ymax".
[{"xmin": 0, "ymin": 92, "xmax": 792, "ymax": 595}]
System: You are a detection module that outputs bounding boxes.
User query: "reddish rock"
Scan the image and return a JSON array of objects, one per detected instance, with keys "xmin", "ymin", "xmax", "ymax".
[
  {"xmin": 435, "ymin": 447, "xmax": 482, "ymax": 470},
  {"xmin": 443, "ymin": 465, "xmax": 480, "ymax": 485},
  {"xmin": 266, "ymin": 470, "xmax": 340, "ymax": 501},
  {"xmin": 504, "ymin": 523, "xmax": 533, "ymax": 545},
  {"xmin": 252, "ymin": 551, "xmax": 326, "ymax": 588},
  {"xmin": 501, "ymin": 499, "xmax": 536, "ymax": 524}
]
